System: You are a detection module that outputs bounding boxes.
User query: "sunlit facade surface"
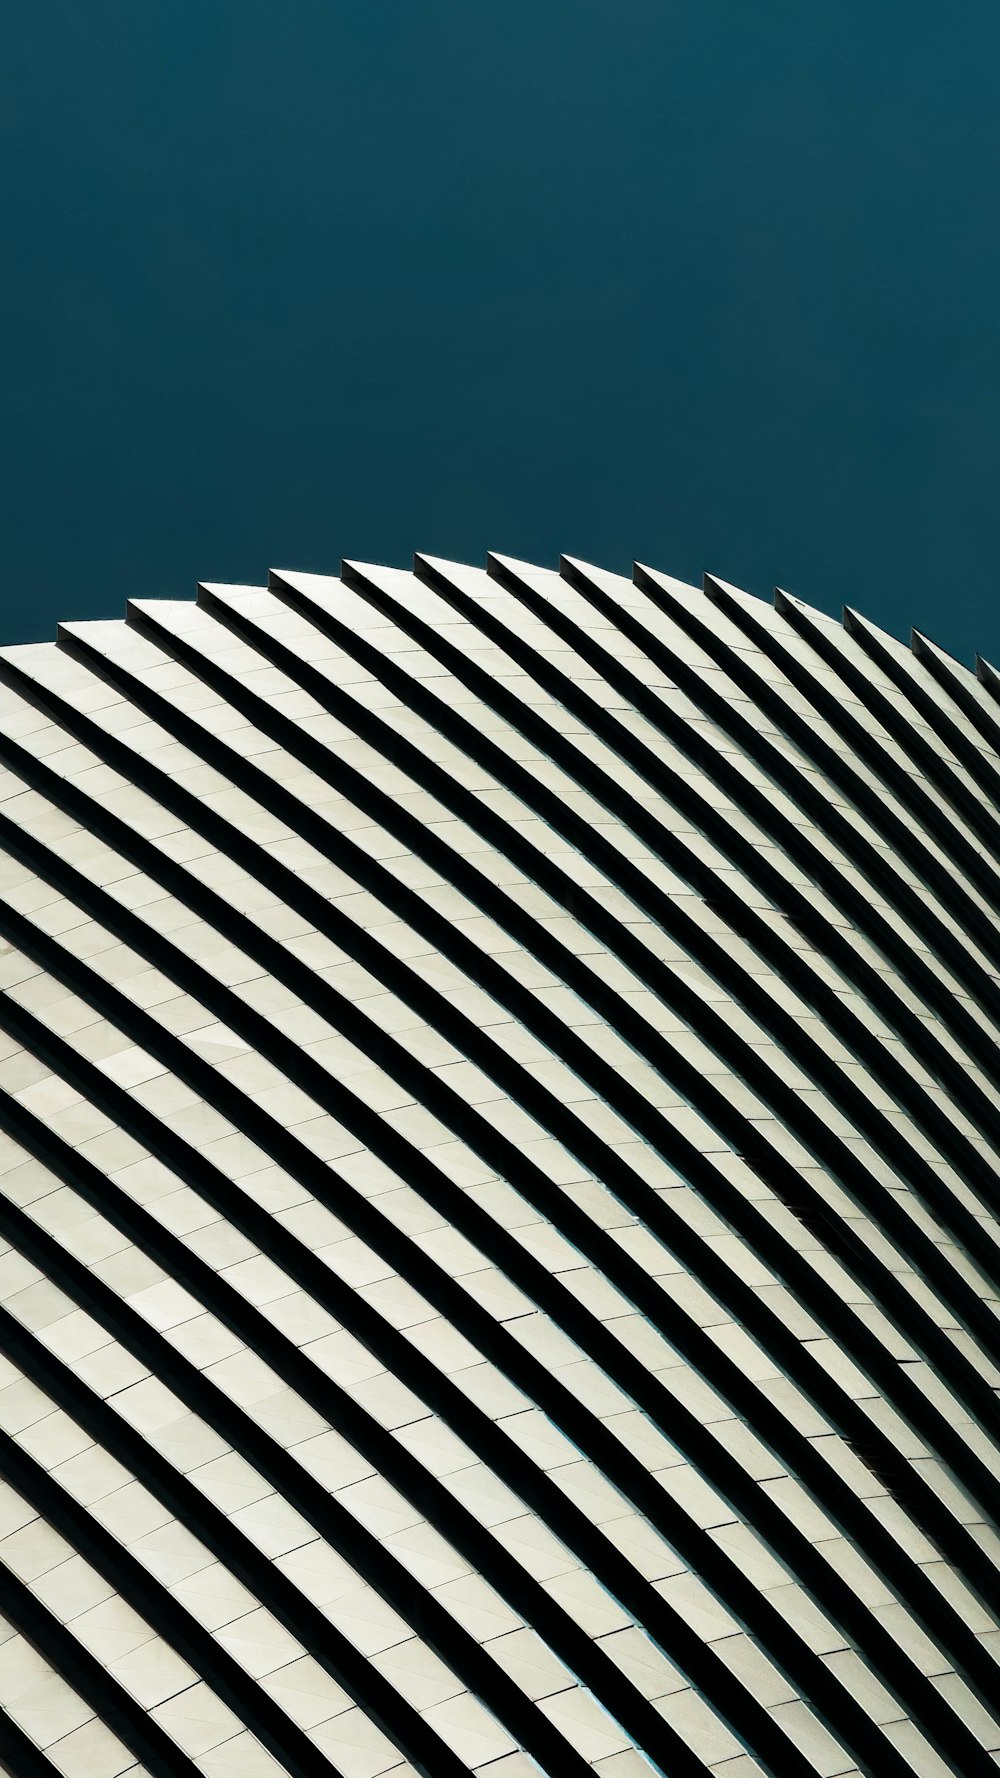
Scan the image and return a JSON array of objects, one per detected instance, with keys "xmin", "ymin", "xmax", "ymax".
[{"xmin": 0, "ymin": 554, "xmax": 999, "ymax": 1778}]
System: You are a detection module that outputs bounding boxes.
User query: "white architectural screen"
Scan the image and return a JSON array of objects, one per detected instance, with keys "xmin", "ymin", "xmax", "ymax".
[{"xmin": 0, "ymin": 553, "xmax": 997, "ymax": 1778}]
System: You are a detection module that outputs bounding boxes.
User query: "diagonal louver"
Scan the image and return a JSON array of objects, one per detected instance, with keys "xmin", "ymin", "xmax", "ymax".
[{"xmin": 0, "ymin": 553, "xmax": 997, "ymax": 1778}]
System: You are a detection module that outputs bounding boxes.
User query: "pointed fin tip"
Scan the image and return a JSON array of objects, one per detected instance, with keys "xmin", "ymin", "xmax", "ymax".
[
  {"xmin": 559, "ymin": 553, "xmax": 591, "ymax": 591},
  {"xmin": 339, "ymin": 557, "xmax": 373, "ymax": 574},
  {"xmin": 633, "ymin": 559, "xmax": 695, "ymax": 595},
  {"xmin": 704, "ymin": 570, "xmax": 736, "ymax": 593},
  {"xmin": 486, "ymin": 550, "xmax": 549, "ymax": 586},
  {"xmin": 774, "ymin": 585, "xmax": 841, "ymax": 628},
  {"xmin": 486, "ymin": 550, "xmax": 544, "ymax": 591},
  {"xmin": 485, "ymin": 550, "xmax": 508, "ymax": 587},
  {"xmin": 773, "ymin": 585, "xmax": 810, "ymax": 619},
  {"xmin": 339, "ymin": 557, "xmax": 418, "ymax": 584},
  {"xmin": 412, "ymin": 551, "xmax": 450, "ymax": 593},
  {"xmin": 338, "ymin": 558, "xmax": 381, "ymax": 596},
  {"xmin": 703, "ymin": 570, "xmax": 759, "ymax": 606},
  {"xmin": 559, "ymin": 553, "xmax": 629, "ymax": 589},
  {"xmin": 412, "ymin": 552, "xmax": 468, "ymax": 596},
  {"xmin": 192, "ymin": 576, "xmax": 269, "ymax": 598},
  {"xmin": 126, "ymin": 595, "xmax": 166, "ymax": 617},
  {"xmin": 911, "ymin": 626, "xmax": 971, "ymax": 673},
  {"xmin": 911, "ymin": 625, "xmax": 949, "ymax": 665},
  {"xmin": 415, "ymin": 550, "xmax": 483, "ymax": 568},
  {"xmin": 341, "ymin": 556, "xmax": 400, "ymax": 581},
  {"xmin": 487, "ymin": 550, "xmax": 546, "ymax": 570},
  {"xmin": 844, "ymin": 604, "xmax": 920, "ymax": 661},
  {"xmin": 619, "ymin": 560, "xmax": 704, "ymax": 603}
]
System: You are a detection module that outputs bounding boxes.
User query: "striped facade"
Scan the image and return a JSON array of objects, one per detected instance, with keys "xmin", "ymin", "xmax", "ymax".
[{"xmin": 0, "ymin": 552, "xmax": 998, "ymax": 1778}]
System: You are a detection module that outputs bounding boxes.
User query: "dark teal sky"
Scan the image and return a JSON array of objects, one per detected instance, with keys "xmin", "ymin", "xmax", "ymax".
[{"xmin": 2, "ymin": 2, "xmax": 999, "ymax": 662}]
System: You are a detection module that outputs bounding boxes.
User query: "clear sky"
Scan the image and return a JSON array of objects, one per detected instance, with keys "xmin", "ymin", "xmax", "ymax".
[{"xmin": 2, "ymin": 1, "xmax": 998, "ymax": 662}]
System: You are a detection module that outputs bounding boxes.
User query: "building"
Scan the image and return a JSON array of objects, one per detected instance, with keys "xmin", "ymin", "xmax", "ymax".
[{"xmin": 0, "ymin": 552, "xmax": 998, "ymax": 1778}]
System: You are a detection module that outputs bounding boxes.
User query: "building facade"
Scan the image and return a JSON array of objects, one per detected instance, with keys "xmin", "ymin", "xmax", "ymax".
[{"xmin": 0, "ymin": 553, "xmax": 998, "ymax": 1778}]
